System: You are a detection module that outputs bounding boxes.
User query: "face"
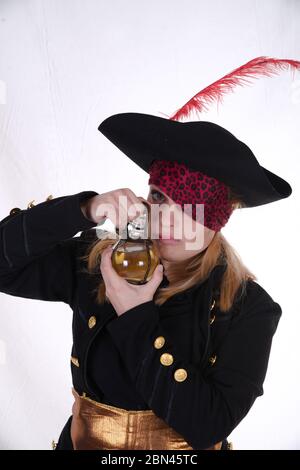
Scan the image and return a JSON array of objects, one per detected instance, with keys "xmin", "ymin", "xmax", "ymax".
[{"xmin": 146, "ymin": 183, "xmax": 215, "ymax": 263}]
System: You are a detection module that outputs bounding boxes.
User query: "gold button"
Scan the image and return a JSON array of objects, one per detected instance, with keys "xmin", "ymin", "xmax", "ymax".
[
  {"xmin": 70, "ymin": 356, "xmax": 80, "ymax": 367},
  {"xmin": 160, "ymin": 353, "xmax": 173, "ymax": 366},
  {"xmin": 51, "ymin": 440, "xmax": 57, "ymax": 450},
  {"xmin": 10, "ymin": 207, "xmax": 22, "ymax": 216},
  {"xmin": 88, "ymin": 315, "xmax": 97, "ymax": 328},
  {"xmin": 46, "ymin": 194, "xmax": 53, "ymax": 201},
  {"xmin": 209, "ymin": 354, "xmax": 217, "ymax": 365},
  {"xmin": 154, "ymin": 336, "xmax": 165, "ymax": 349},
  {"xmin": 27, "ymin": 200, "xmax": 35, "ymax": 209},
  {"xmin": 174, "ymin": 368, "xmax": 188, "ymax": 382},
  {"xmin": 209, "ymin": 314, "xmax": 215, "ymax": 325}
]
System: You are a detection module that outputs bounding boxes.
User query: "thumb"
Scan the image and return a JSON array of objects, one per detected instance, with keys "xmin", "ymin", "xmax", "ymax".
[{"xmin": 148, "ymin": 263, "xmax": 164, "ymax": 288}]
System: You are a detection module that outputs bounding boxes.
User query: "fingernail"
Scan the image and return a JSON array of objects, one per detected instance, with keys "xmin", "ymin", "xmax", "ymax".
[{"xmin": 158, "ymin": 264, "xmax": 164, "ymax": 272}]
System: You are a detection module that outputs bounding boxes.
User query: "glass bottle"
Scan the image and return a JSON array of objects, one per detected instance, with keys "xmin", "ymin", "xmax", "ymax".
[{"xmin": 111, "ymin": 201, "xmax": 160, "ymax": 285}]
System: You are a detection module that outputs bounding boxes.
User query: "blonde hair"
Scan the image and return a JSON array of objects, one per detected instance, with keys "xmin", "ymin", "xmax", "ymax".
[{"xmin": 78, "ymin": 187, "xmax": 257, "ymax": 312}]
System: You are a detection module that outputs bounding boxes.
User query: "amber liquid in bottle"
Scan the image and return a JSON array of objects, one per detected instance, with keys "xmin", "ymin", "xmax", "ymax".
[{"xmin": 111, "ymin": 202, "xmax": 160, "ymax": 285}]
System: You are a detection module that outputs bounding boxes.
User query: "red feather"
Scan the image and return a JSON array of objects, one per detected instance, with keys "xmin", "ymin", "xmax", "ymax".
[{"xmin": 162, "ymin": 56, "xmax": 300, "ymax": 122}]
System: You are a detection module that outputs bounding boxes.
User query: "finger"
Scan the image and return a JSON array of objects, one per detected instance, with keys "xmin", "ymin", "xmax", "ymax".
[
  {"xmin": 146, "ymin": 263, "xmax": 164, "ymax": 289},
  {"xmin": 116, "ymin": 194, "xmax": 138, "ymax": 227},
  {"xmin": 127, "ymin": 196, "xmax": 146, "ymax": 221},
  {"xmin": 100, "ymin": 246, "xmax": 122, "ymax": 285},
  {"xmin": 137, "ymin": 196, "xmax": 150, "ymax": 209},
  {"xmin": 125, "ymin": 190, "xmax": 148, "ymax": 219}
]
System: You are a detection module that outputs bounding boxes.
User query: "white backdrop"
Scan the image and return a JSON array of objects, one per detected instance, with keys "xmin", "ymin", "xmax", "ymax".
[{"xmin": 0, "ymin": 0, "xmax": 299, "ymax": 450}]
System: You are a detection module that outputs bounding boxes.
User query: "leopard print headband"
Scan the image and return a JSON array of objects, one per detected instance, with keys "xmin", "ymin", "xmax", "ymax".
[{"xmin": 148, "ymin": 159, "xmax": 234, "ymax": 232}]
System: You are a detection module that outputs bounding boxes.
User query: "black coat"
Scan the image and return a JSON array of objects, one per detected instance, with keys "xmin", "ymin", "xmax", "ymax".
[{"xmin": 0, "ymin": 191, "xmax": 282, "ymax": 450}]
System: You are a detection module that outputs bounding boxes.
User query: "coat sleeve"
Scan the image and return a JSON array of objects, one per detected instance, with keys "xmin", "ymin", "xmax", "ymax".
[
  {"xmin": 0, "ymin": 191, "xmax": 98, "ymax": 306},
  {"xmin": 106, "ymin": 281, "xmax": 282, "ymax": 449}
]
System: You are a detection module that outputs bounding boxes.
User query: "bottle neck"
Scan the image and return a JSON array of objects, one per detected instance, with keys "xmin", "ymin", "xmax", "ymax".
[
  {"xmin": 128, "ymin": 208, "xmax": 150, "ymax": 241},
  {"xmin": 116, "ymin": 202, "xmax": 151, "ymax": 241}
]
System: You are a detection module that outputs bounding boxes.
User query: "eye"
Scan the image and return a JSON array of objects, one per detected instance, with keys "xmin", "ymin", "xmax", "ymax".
[{"xmin": 150, "ymin": 190, "xmax": 165, "ymax": 202}]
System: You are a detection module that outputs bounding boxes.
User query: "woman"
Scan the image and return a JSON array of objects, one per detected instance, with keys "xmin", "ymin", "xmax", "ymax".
[{"xmin": 0, "ymin": 112, "xmax": 291, "ymax": 450}]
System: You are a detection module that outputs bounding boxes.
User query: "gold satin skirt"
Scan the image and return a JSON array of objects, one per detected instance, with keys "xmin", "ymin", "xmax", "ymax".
[{"xmin": 70, "ymin": 388, "xmax": 224, "ymax": 450}]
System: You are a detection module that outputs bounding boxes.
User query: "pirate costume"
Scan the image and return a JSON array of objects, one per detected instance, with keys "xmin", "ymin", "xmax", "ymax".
[{"xmin": 0, "ymin": 57, "xmax": 297, "ymax": 450}]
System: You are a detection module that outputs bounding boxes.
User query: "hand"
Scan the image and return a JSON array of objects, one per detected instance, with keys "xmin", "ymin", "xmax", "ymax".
[
  {"xmin": 83, "ymin": 188, "xmax": 150, "ymax": 226},
  {"xmin": 100, "ymin": 245, "xmax": 164, "ymax": 316}
]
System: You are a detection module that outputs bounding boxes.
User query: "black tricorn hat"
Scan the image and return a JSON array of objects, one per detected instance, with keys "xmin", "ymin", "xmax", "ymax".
[{"xmin": 98, "ymin": 112, "xmax": 292, "ymax": 208}]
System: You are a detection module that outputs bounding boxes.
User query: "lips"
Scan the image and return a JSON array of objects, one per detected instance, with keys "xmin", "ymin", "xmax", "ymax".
[
  {"xmin": 159, "ymin": 235, "xmax": 177, "ymax": 240},
  {"xmin": 159, "ymin": 230, "xmax": 181, "ymax": 240},
  {"xmin": 152, "ymin": 227, "xmax": 181, "ymax": 241},
  {"xmin": 158, "ymin": 234, "xmax": 181, "ymax": 241}
]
